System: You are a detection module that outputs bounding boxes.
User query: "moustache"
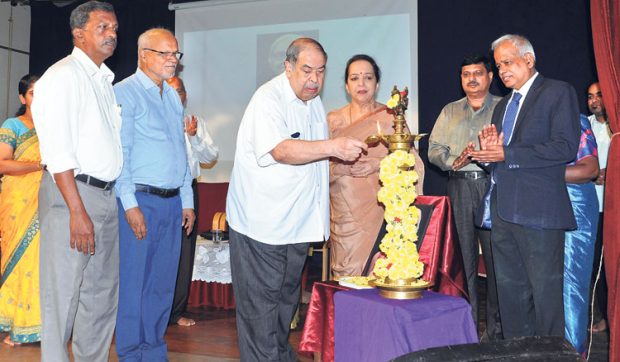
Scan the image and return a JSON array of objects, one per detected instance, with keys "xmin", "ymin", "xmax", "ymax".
[
  {"xmin": 467, "ymin": 82, "xmax": 479, "ymax": 87},
  {"xmin": 103, "ymin": 38, "xmax": 117, "ymax": 47}
]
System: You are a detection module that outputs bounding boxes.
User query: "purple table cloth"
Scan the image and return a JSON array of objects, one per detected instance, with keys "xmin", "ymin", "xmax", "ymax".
[{"xmin": 334, "ymin": 289, "xmax": 478, "ymax": 362}]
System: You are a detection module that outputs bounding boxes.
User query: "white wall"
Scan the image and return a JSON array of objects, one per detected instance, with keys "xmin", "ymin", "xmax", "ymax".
[
  {"xmin": 175, "ymin": 0, "xmax": 418, "ymax": 183},
  {"xmin": 0, "ymin": 3, "xmax": 30, "ymax": 121}
]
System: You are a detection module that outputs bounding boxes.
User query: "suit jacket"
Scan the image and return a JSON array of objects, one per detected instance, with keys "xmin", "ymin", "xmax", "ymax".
[{"xmin": 491, "ymin": 75, "xmax": 580, "ymax": 230}]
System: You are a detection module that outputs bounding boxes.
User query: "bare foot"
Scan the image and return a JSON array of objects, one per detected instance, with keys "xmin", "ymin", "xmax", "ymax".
[
  {"xmin": 592, "ymin": 319, "xmax": 607, "ymax": 333},
  {"xmin": 3, "ymin": 335, "xmax": 21, "ymax": 347},
  {"xmin": 176, "ymin": 317, "xmax": 196, "ymax": 327}
]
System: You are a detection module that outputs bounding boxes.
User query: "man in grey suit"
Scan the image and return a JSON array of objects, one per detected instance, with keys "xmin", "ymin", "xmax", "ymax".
[{"xmin": 470, "ymin": 34, "xmax": 580, "ymax": 338}]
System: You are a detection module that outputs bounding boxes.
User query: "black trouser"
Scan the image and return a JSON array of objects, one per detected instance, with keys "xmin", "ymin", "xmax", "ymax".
[
  {"xmin": 490, "ymin": 190, "xmax": 565, "ymax": 338},
  {"xmin": 447, "ymin": 175, "xmax": 501, "ymax": 339},
  {"xmin": 170, "ymin": 179, "xmax": 199, "ymax": 324},
  {"xmin": 592, "ymin": 212, "xmax": 608, "ymax": 322},
  {"xmin": 229, "ymin": 228, "xmax": 308, "ymax": 362}
]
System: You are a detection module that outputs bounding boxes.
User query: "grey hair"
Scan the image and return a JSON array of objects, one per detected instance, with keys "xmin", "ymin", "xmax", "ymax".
[
  {"xmin": 491, "ymin": 34, "xmax": 536, "ymax": 62},
  {"xmin": 70, "ymin": 1, "xmax": 115, "ymax": 30},
  {"xmin": 285, "ymin": 37, "xmax": 327, "ymax": 66},
  {"xmin": 138, "ymin": 28, "xmax": 175, "ymax": 50},
  {"xmin": 137, "ymin": 28, "xmax": 176, "ymax": 67}
]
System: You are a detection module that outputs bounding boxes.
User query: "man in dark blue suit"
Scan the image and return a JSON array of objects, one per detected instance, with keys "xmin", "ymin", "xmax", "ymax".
[{"xmin": 470, "ymin": 34, "xmax": 580, "ymax": 338}]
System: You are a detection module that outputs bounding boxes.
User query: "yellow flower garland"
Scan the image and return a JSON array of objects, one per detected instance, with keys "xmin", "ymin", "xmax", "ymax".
[{"xmin": 372, "ymin": 150, "xmax": 424, "ymax": 283}]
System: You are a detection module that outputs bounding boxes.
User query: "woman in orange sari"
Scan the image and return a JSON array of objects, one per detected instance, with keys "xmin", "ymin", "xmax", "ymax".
[
  {"xmin": 0, "ymin": 74, "xmax": 42, "ymax": 345},
  {"xmin": 328, "ymin": 55, "xmax": 424, "ymax": 277}
]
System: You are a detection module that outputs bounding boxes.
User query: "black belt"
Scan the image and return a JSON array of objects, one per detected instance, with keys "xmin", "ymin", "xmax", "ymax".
[
  {"xmin": 75, "ymin": 174, "xmax": 116, "ymax": 191},
  {"xmin": 448, "ymin": 171, "xmax": 488, "ymax": 180},
  {"xmin": 135, "ymin": 184, "xmax": 180, "ymax": 198}
]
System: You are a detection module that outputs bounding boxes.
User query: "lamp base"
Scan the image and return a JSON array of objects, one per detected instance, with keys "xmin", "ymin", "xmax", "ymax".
[{"xmin": 369, "ymin": 279, "xmax": 433, "ymax": 300}]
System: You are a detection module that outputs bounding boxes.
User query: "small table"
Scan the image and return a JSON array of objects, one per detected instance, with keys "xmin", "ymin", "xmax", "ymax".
[
  {"xmin": 299, "ymin": 196, "xmax": 468, "ymax": 361},
  {"xmin": 334, "ymin": 289, "xmax": 478, "ymax": 361},
  {"xmin": 188, "ymin": 237, "xmax": 236, "ymax": 309},
  {"xmin": 192, "ymin": 238, "xmax": 231, "ymax": 283},
  {"xmin": 298, "ymin": 281, "xmax": 350, "ymax": 361}
]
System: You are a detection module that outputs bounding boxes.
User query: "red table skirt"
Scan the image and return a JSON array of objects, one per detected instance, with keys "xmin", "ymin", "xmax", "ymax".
[
  {"xmin": 299, "ymin": 281, "xmax": 350, "ymax": 361},
  {"xmin": 299, "ymin": 196, "xmax": 467, "ymax": 362},
  {"xmin": 188, "ymin": 281, "xmax": 236, "ymax": 310}
]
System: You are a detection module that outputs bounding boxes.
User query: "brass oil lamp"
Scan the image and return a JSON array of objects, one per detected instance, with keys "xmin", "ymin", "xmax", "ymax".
[
  {"xmin": 365, "ymin": 86, "xmax": 426, "ymax": 154},
  {"xmin": 365, "ymin": 85, "xmax": 431, "ymax": 299}
]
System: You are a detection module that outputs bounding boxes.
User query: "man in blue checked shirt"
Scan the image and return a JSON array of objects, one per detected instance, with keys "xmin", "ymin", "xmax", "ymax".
[{"xmin": 113, "ymin": 28, "xmax": 195, "ymax": 361}]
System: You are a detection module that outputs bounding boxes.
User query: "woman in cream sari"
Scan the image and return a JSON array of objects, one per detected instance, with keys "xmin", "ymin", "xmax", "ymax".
[
  {"xmin": 0, "ymin": 74, "xmax": 42, "ymax": 345},
  {"xmin": 328, "ymin": 55, "xmax": 424, "ymax": 277}
]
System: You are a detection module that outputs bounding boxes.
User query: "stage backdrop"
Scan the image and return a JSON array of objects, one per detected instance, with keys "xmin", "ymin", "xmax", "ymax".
[
  {"xmin": 29, "ymin": 0, "xmax": 597, "ymax": 194},
  {"xmin": 173, "ymin": 0, "xmax": 419, "ymax": 182}
]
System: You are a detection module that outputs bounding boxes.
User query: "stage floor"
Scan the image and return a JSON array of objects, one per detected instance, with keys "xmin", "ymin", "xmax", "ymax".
[{"xmin": 0, "ymin": 276, "xmax": 609, "ymax": 361}]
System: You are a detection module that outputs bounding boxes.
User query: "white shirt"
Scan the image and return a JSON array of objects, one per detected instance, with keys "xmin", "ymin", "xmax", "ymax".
[
  {"xmin": 32, "ymin": 47, "xmax": 123, "ymax": 182},
  {"xmin": 226, "ymin": 73, "xmax": 330, "ymax": 245},
  {"xmin": 504, "ymin": 72, "xmax": 539, "ymax": 145},
  {"xmin": 184, "ymin": 114, "xmax": 219, "ymax": 179},
  {"xmin": 589, "ymin": 114, "xmax": 611, "ymax": 211}
]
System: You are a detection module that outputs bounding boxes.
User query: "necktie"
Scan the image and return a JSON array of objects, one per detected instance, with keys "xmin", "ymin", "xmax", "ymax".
[
  {"xmin": 502, "ymin": 92, "xmax": 522, "ymax": 145},
  {"xmin": 477, "ymin": 92, "xmax": 522, "ymax": 229}
]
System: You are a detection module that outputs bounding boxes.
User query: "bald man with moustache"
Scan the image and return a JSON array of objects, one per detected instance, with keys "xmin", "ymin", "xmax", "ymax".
[
  {"xmin": 113, "ymin": 28, "xmax": 194, "ymax": 361},
  {"xmin": 227, "ymin": 38, "xmax": 367, "ymax": 361}
]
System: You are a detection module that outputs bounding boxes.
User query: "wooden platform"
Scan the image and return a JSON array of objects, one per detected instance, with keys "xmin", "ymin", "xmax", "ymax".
[
  {"xmin": 0, "ymin": 305, "xmax": 312, "ymax": 361},
  {"xmin": 0, "ymin": 275, "xmax": 609, "ymax": 361}
]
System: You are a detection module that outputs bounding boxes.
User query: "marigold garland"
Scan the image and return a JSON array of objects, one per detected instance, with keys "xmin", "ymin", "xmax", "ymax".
[{"xmin": 372, "ymin": 150, "xmax": 424, "ymax": 282}]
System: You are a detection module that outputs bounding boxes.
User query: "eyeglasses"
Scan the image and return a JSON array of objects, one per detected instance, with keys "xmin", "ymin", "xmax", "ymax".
[{"xmin": 143, "ymin": 48, "xmax": 184, "ymax": 60}]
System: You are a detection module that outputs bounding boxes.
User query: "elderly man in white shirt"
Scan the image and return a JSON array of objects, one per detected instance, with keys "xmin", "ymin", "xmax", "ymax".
[
  {"xmin": 31, "ymin": 2, "xmax": 122, "ymax": 362},
  {"xmin": 166, "ymin": 75, "xmax": 219, "ymax": 327},
  {"xmin": 226, "ymin": 38, "xmax": 367, "ymax": 361}
]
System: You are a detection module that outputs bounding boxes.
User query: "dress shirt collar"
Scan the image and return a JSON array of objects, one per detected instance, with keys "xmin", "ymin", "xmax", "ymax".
[
  {"xmin": 462, "ymin": 92, "xmax": 496, "ymax": 112},
  {"xmin": 135, "ymin": 68, "xmax": 174, "ymax": 95},
  {"xmin": 71, "ymin": 46, "xmax": 115, "ymax": 83},
  {"xmin": 512, "ymin": 71, "xmax": 539, "ymax": 99}
]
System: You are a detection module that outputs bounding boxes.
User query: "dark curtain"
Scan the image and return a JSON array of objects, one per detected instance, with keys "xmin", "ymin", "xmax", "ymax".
[
  {"xmin": 418, "ymin": 0, "xmax": 596, "ymax": 195},
  {"xmin": 28, "ymin": 0, "xmax": 597, "ymax": 196},
  {"xmin": 591, "ymin": 0, "xmax": 620, "ymax": 360},
  {"xmin": 29, "ymin": 0, "xmax": 174, "ymax": 83}
]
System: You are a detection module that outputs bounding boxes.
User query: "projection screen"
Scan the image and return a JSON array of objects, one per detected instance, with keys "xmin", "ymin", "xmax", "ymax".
[{"xmin": 174, "ymin": 0, "xmax": 418, "ymax": 182}]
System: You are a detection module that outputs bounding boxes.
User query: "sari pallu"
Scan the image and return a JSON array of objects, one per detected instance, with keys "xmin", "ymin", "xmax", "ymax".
[
  {"xmin": 0, "ymin": 117, "xmax": 42, "ymax": 343},
  {"xmin": 563, "ymin": 115, "xmax": 599, "ymax": 355}
]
